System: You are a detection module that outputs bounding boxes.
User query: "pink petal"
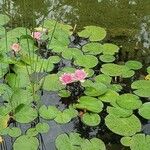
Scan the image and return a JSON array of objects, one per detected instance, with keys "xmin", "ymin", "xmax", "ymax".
[
  {"xmin": 59, "ymin": 73, "xmax": 75, "ymax": 85},
  {"xmin": 74, "ymin": 69, "xmax": 88, "ymax": 82},
  {"xmin": 11, "ymin": 43, "xmax": 21, "ymax": 53},
  {"xmin": 32, "ymin": 32, "xmax": 42, "ymax": 40}
]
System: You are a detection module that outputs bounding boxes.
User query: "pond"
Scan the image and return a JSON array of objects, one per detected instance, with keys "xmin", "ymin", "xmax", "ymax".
[{"xmin": 0, "ymin": 0, "xmax": 150, "ymax": 150}]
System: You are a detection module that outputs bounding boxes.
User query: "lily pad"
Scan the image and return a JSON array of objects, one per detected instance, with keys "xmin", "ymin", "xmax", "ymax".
[
  {"xmin": 116, "ymin": 94, "xmax": 142, "ymax": 110},
  {"xmin": 0, "ymin": 14, "xmax": 10, "ymax": 26},
  {"xmin": 74, "ymin": 55, "xmax": 98, "ymax": 68},
  {"xmin": 35, "ymin": 123, "xmax": 50, "ymax": 134},
  {"xmin": 78, "ymin": 26, "xmax": 106, "ymax": 41},
  {"xmin": 125, "ymin": 60, "xmax": 142, "ymax": 70},
  {"xmin": 13, "ymin": 135, "xmax": 39, "ymax": 150},
  {"xmin": 42, "ymin": 74, "xmax": 65, "ymax": 92},
  {"xmin": 99, "ymin": 54, "xmax": 115, "ymax": 63},
  {"xmin": 8, "ymin": 127, "xmax": 22, "ymax": 138},
  {"xmin": 82, "ymin": 43, "xmax": 103, "ymax": 55},
  {"xmin": 95, "ymin": 74, "xmax": 112, "ymax": 85},
  {"xmin": 105, "ymin": 114, "xmax": 141, "ymax": 136},
  {"xmin": 81, "ymin": 113, "xmax": 101, "ymax": 126},
  {"xmin": 74, "ymin": 96, "xmax": 103, "ymax": 113},
  {"xmin": 102, "ymin": 43, "xmax": 119, "ymax": 55},
  {"xmin": 138, "ymin": 102, "xmax": 150, "ymax": 119}
]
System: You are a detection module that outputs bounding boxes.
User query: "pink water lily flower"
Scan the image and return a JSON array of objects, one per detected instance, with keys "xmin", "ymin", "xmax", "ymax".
[
  {"xmin": 11, "ymin": 43, "xmax": 21, "ymax": 53},
  {"xmin": 74, "ymin": 69, "xmax": 88, "ymax": 82},
  {"xmin": 59, "ymin": 73, "xmax": 75, "ymax": 85},
  {"xmin": 32, "ymin": 32, "xmax": 42, "ymax": 40}
]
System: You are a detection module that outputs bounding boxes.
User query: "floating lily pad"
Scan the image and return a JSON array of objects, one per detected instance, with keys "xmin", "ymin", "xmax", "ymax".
[
  {"xmin": 62, "ymin": 48, "xmax": 83, "ymax": 60},
  {"xmin": 42, "ymin": 74, "xmax": 65, "ymax": 92},
  {"xmin": 0, "ymin": 63, "xmax": 9, "ymax": 78},
  {"xmin": 58, "ymin": 90, "xmax": 71, "ymax": 98},
  {"xmin": 102, "ymin": 43, "xmax": 119, "ymax": 55},
  {"xmin": 13, "ymin": 135, "xmax": 39, "ymax": 150},
  {"xmin": 0, "ymin": 14, "xmax": 10, "ymax": 26},
  {"xmin": 107, "ymin": 106, "xmax": 133, "ymax": 118},
  {"xmin": 0, "ymin": 115, "xmax": 9, "ymax": 132},
  {"xmin": 131, "ymin": 80, "xmax": 150, "ymax": 98},
  {"xmin": 35, "ymin": 123, "xmax": 50, "ymax": 134},
  {"xmin": 99, "ymin": 54, "xmax": 115, "ymax": 63},
  {"xmin": 105, "ymin": 114, "xmax": 141, "ymax": 136},
  {"xmin": 14, "ymin": 105, "xmax": 38, "ymax": 123},
  {"xmin": 39, "ymin": 105, "xmax": 59, "ymax": 120},
  {"xmin": 8, "ymin": 127, "xmax": 22, "ymax": 138},
  {"xmin": 0, "ymin": 26, "xmax": 5, "ymax": 38},
  {"xmin": 116, "ymin": 94, "xmax": 142, "ymax": 110},
  {"xmin": 74, "ymin": 96, "xmax": 103, "ymax": 113},
  {"xmin": 82, "ymin": 43, "xmax": 103, "ymax": 55},
  {"xmin": 138, "ymin": 102, "xmax": 150, "ymax": 119},
  {"xmin": 74, "ymin": 55, "xmax": 98, "ymax": 68},
  {"xmin": 81, "ymin": 113, "xmax": 101, "ymax": 126},
  {"xmin": 95, "ymin": 74, "xmax": 112, "ymax": 85},
  {"xmin": 26, "ymin": 128, "xmax": 38, "ymax": 137},
  {"xmin": 121, "ymin": 134, "xmax": 150, "ymax": 150},
  {"xmin": 78, "ymin": 26, "xmax": 106, "ymax": 41},
  {"xmin": 125, "ymin": 60, "xmax": 142, "ymax": 70}
]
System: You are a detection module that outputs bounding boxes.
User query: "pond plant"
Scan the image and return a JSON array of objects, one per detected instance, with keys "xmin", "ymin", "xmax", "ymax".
[{"xmin": 0, "ymin": 13, "xmax": 150, "ymax": 150}]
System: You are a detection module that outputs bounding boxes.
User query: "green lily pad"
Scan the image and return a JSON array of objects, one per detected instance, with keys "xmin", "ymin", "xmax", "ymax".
[
  {"xmin": 0, "ymin": 63, "xmax": 9, "ymax": 78},
  {"xmin": 99, "ymin": 54, "xmax": 115, "ymax": 63},
  {"xmin": 35, "ymin": 123, "xmax": 50, "ymax": 134},
  {"xmin": 81, "ymin": 113, "xmax": 101, "ymax": 126},
  {"xmin": 42, "ymin": 74, "xmax": 65, "ymax": 92},
  {"xmin": 82, "ymin": 43, "xmax": 103, "ymax": 55},
  {"xmin": 14, "ymin": 105, "xmax": 38, "ymax": 123},
  {"xmin": 107, "ymin": 106, "xmax": 133, "ymax": 118},
  {"xmin": 0, "ymin": 115, "xmax": 9, "ymax": 132},
  {"xmin": 116, "ymin": 94, "xmax": 142, "ymax": 110},
  {"xmin": 122, "ymin": 134, "xmax": 150, "ymax": 150},
  {"xmin": 58, "ymin": 90, "xmax": 71, "ymax": 98},
  {"xmin": 125, "ymin": 60, "xmax": 142, "ymax": 70},
  {"xmin": 74, "ymin": 55, "xmax": 98, "ymax": 68},
  {"xmin": 102, "ymin": 43, "xmax": 119, "ymax": 55},
  {"xmin": 138, "ymin": 102, "xmax": 150, "ymax": 119},
  {"xmin": 0, "ymin": 14, "xmax": 10, "ymax": 26},
  {"xmin": 26, "ymin": 128, "xmax": 38, "ymax": 137},
  {"xmin": 131, "ymin": 80, "xmax": 150, "ymax": 98},
  {"xmin": 62, "ymin": 48, "xmax": 83, "ymax": 60},
  {"xmin": 78, "ymin": 26, "xmax": 106, "ymax": 41},
  {"xmin": 105, "ymin": 114, "xmax": 141, "ymax": 136},
  {"xmin": 74, "ymin": 96, "xmax": 103, "ymax": 113},
  {"xmin": 8, "ymin": 127, "xmax": 22, "ymax": 138},
  {"xmin": 39, "ymin": 105, "xmax": 59, "ymax": 120},
  {"xmin": 95, "ymin": 74, "xmax": 112, "ymax": 85},
  {"xmin": 13, "ymin": 135, "xmax": 39, "ymax": 150},
  {"xmin": 0, "ymin": 26, "xmax": 5, "ymax": 38}
]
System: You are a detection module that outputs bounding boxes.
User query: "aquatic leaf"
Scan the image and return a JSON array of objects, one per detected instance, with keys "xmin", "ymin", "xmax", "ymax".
[
  {"xmin": 74, "ymin": 55, "xmax": 98, "ymax": 68},
  {"xmin": 107, "ymin": 106, "xmax": 133, "ymax": 117},
  {"xmin": 13, "ymin": 135, "xmax": 39, "ymax": 150},
  {"xmin": 82, "ymin": 43, "xmax": 103, "ymax": 55},
  {"xmin": 35, "ymin": 123, "xmax": 50, "ymax": 134},
  {"xmin": 0, "ymin": 14, "xmax": 10, "ymax": 26},
  {"xmin": 120, "ymin": 137, "xmax": 132, "ymax": 146},
  {"xmin": 54, "ymin": 111, "xmax": 72, "ymax": 124},
  {"xmin": 84, "ymin": 82, "xmax": 108, "ymax": 97},
  {"xmin": 39, "ymin": 105, "xmax": 59, "ymax": 120},
  {"xmin": 98, "ymin": 89, "xmax": 119, "ymax": 104},
  {"xmin": 131, "ymin": 80, "xmax": 150, "ymax": 97},
  {"xmin": 138, "ymin": 102, "xmax": 150, "ymax": 119},
  {"xmin": 26, "ymin": 128, "xmax": 38, "ymax": 137},
  {"xmin": 0, "ymin": 115, "xmax": 9, "ymax": 132},
  {"xmin": 78, "ymin": 26, "xmax": 106, "ymax": 41},
  {"xmin": 95, "ymin": 74, "xmax": 112, "ymax": 85},
  {"xmin": 102, "ymin": 43, "xmax": 119, "ymax": 55},
  {"xmin": 55, "ymin": 133, "xmax": 83, "ymax": 150},
  {"xmin": 8, "ymin": 127, "xmax": 21, "ymax": 137},
  {"xmin": 105, "ymin": 114, "xmax": 141, "ymax": 136},
  {"xmin": 63, "ymin": 106, "xmax": 78, "ymax": 118},
  {"xmin": 74, "ymin": 96, "xmax": 103, "ymax": 113},
  {"xmin": 81, "ymin": 138, "xmax": 106, "ymax": 150},
  {"xmin": 109, "ymin": 84, "xmax": 123, "ymax": 92},
  {"xmin": 14, "ymin": 105, "xmax": 38, "ymax": 123},
  {"xmin": 99, "ymin": 54, "xmax": 115, "ymax": 63},
  {"xmin": 125, "ymin": 60, "xmax": 142, "ymax": 70},
  {"xmin": 49, "ymin": 56, "xmax": 61, "ymax": 64},
  {"xmin": 0, "ymin": 63, "xmax": 9, "ymax": 78},
  {"xmin": 0, "ymin": 26, "xmax": 5, "ymax": 38},
  {"xmin": 43, "ymin": 74, "xmax": 65, "ymax": 91},
  {"xmin": 116, "ymin": 94, "xmax": 142, "ymax": 110},
  {"xmin": 81, "ymin": 113, "xmax": 101, "ymax": 126},
  {"xmin": 122, "ymin": 134, "xmax": 150, "ymax": 150},
  {"xmin": 58, "ymin": 90, "xmax": 71, "ymax": 97}
]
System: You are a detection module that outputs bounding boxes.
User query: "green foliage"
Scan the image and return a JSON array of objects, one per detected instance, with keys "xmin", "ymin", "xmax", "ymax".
[
  {"xmin": 138, "ymin": 102, "xmax": 150, "ymax": 119},
  {"xmin": 125, "ymin": 60, "xmax": 142, "ymax": 70},
  {"xmin": 99, "ymin": 54, "xmax": 115, "ymax": 63},
  {"xmin": 0, "ymin": 14, "xmax": 10, "ymax": 26}
]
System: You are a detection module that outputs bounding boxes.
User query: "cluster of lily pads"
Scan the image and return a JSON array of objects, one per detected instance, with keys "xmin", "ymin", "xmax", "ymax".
[{"xmin": 0, "ymin": 13, "xmax": 150, "ymax": 150}]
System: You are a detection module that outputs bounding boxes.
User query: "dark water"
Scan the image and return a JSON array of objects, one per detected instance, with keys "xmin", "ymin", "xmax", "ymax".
[{"xmin": 0, "ymin": 0, "xmax": 150, "ymax": 150}]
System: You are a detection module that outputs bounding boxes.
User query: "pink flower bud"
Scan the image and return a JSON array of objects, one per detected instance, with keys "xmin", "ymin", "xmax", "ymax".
[
  {"xmin": 74, "ymin": 69, "xmax": 88, "ymax": 82},
  {"xmin": 11, "ymin": 43, "xmax": 21, "ymax": 53},
  {"xmin": 59, "ymin": 73, "xmax": 75, "ymax": 85},
  {"xmin": 31, "ymin": 32, "xmax": 42, "ymax": 40}
]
